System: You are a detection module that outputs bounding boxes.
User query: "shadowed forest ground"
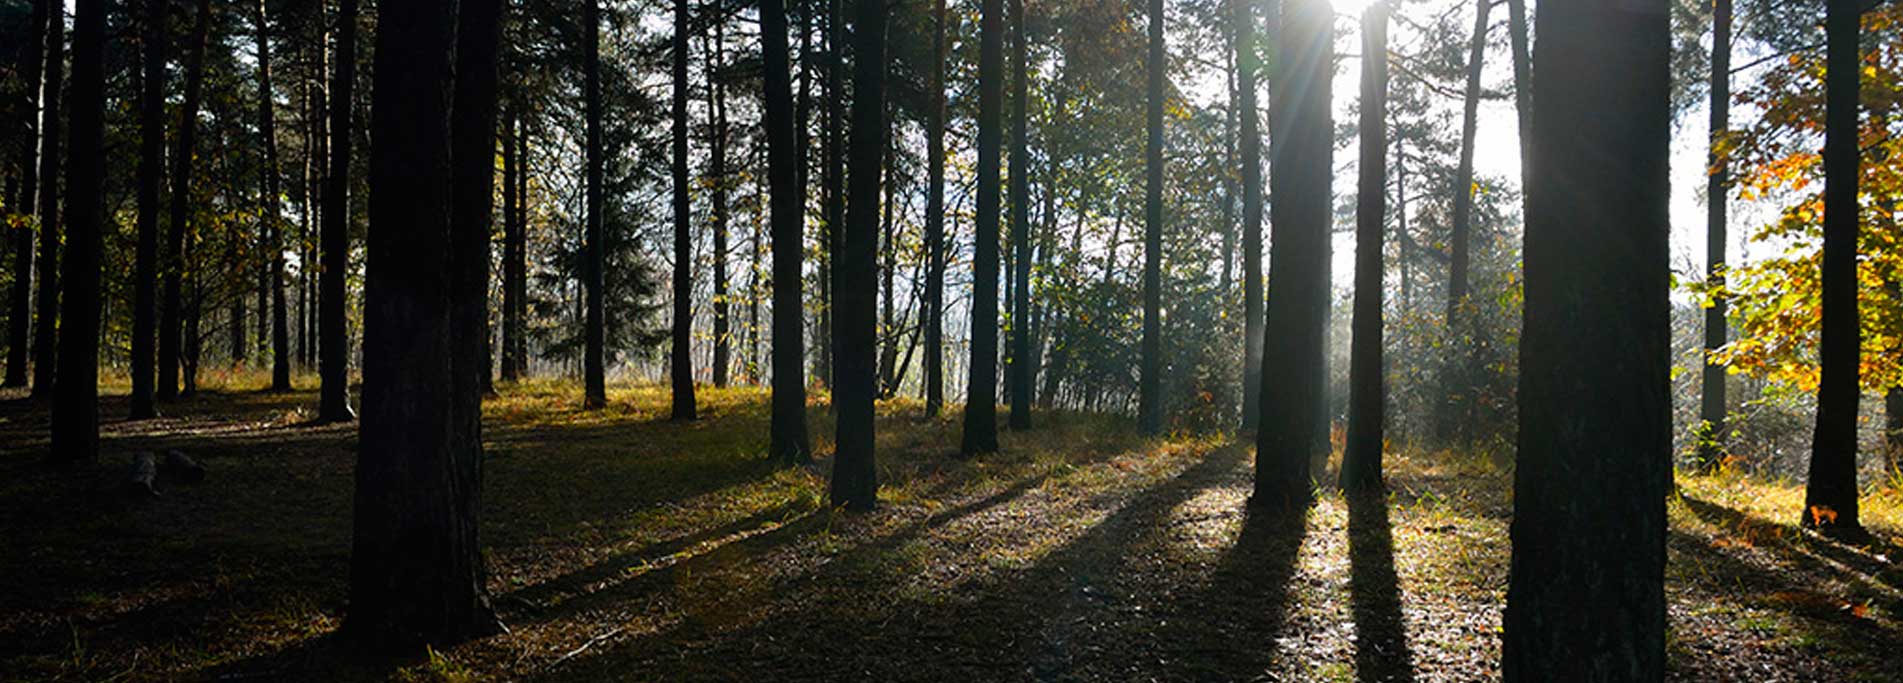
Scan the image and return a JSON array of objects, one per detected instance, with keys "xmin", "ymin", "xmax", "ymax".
[{"xmin": 1, "ymin": 377, "xmax": 1900, "ymax": 682}]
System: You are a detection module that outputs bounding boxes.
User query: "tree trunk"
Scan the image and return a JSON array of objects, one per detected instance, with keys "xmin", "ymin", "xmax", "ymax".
[
  {"xmin": 1253, "ymin": 0, "xmax": 1331, "ymax": 507},
  {"xmin": 832, "ymin": 0, "xmax": 886, "ymax": 511},
  {"xmin": 817, "ymin": 0, "xmax": 844, "ymax": 390},
  {"xmin": 1446, "ymin": 0, "xmax": 1488, "ymax": 321},
  {"xmin": 29, "ymin": 0, "xmax": 62, "ymax": 400},
  {"xmin": 961, "ymin": 0, "xmax": 1003, "ymax": 456},
  {"xmin": 451, "ymin": 0, "xmax": 502, "ymax": 474},
  {"xmin": 1502, "ymin": 0, "xmax": 1670, "ymax": 676},
  {"xmin": 710, "ymin": 22, "xmax": 731, "ymax": 389},
  {"xmin": 131, "ymin": 0, "xmax": 167, "ymax": 419},
  {"xmin": 582, "ymin": 0, "xmax": 607, "ymax": 409},
  {"xmin": 254, "ymin": 0, "xmax": 290, "ymax": 391},
  {"xmin": 500, "ymin": 109, "xmax": 522, "ymax": 383},
  {"xmin": 1239, "ymin": 0, "xmax": 1265, "ymax": 432},
  {"xmin": 161, "ymin": 0, "xmax": 211, "ymax": 402},
  {"xmin": 1138, "ymin": 0, "xmax": 1164, "ymax": 435},
  {"xmin": 763, "ymin": 0, "xmax": 812, "ymax": 464},
  {"xmin": 877, "ymin": 123, "xmax": 898, "ymax": 396},
  {"xmin": 346, "ymin": 0, "xmax": 499, "ymax": 646},
  {"xmin": 670, "ymin": 0, "xmax": 698, "ymax": 421},
  {"xmin": 924, "ymin": 0, "xmax": 946, "ymax": 417},
  {"xmin": 50, "ymin": 0, "xmax": 105, "ymax": 463},
  {"xmin": 1008, "ymin": 0, "xmax": 1034, "ymax": 429},
  {"xmin": 1698, "ymin": 0, "xmax": 1732, "ymax": 470},
  {"xmin": 1885, "ymin": 387, "xmax": 1901, "ymax": 480},
  {"xmin": 318, "ymin": 0, "xmax": 356, "ymax": 421},
  {"xmin": 1803, "ymin": 0, "xmax": 1863, "ymax": 533},
  {"xmin": 5, "ymin": 0, "xmax": 48, "ymax": 389},
  {"xmin": 1341, "ymin": 2, "xmax": 1388, "ymax": 493}
]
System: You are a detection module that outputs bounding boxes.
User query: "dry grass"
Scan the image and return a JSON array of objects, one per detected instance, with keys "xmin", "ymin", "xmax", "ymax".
[{"xmin": 0, "ymin": 375, "xmax": 1898, "ymax": 681}]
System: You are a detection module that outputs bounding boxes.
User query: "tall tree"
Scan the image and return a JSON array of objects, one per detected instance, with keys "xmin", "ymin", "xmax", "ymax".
[
  {"xmin": 961, "ymin": 0, "xmax": 1004, "ymax": 456},
  {"xmin": 451, "ymin": 0, "xmax": 502, "ymax": 467},
  {"xmin": 5, "ymin": 0, "xmax": 48, "ymax": 389},
  {"xmin": 1008, "ymin": 0, "xmax": 1032, "ymax": 428},
  {"xmin": 346, "ymin": 0, "xmax": 500, "ymax": 645},
  {"xmin": 1802, "ymin": 0, "xmax": 1863, "ymax": 533},
  {"xmin": 763, "ymin": 0, "xmax": 812, "ymax": 464},
  {"xmin": 923, "ymin": 0, "xmax": 947, "ymax": 417},
  {"xmin": 1239, "ymin": 0, "xmax": 1265, "ymax": 431},
  {"xmin": 709, "ymin": 21, "xmax": 731, "ymax": 389},
  {"xmin": 1698, "ymin": 0, "xmax": 1732, "ymax": 469},
  {"xmin": 318, "ymin": 0, "xmax": 357, "ymax": 422},
  {"xmin": 832, "ymin": 0, "xmax": 886, "ymax": 511},
  {"xmin": 582, "ymin": 0, "xmax": 607, "ymax": 409},
  {"xmin": 670, "ymin": 0, "xmax": 698, "ymax": 420},
  {"xmin": 29, "ymin": 0, "xmax": 62, "ymax": 399},
  {"xmin": 161, "ymin": 0, "xmax": 213, "ymax": 403},
  {"xmin": 256, "ymin": 0, "xmax": 290, "ymax": 391},
  {"xmin": 1501, "ymin": 0, "xmax": 1670, "ymax": 676},
  {"xmin": 1138, "ymin": 0, "xmax": 1165, "ymax": 435},
  {"xmin": 1341, "ymin": 2, "xmax": 1388, "ymax": 493},
  {"xmin": 818, "ymin": 0, "xmax": 845, "ymax": 388},
  {"xmin": 50, "ymin": 0, "xmax": 105, "ymax": 462},
  {"xmin": 501, "ymin": 108, "xmax": 524, "ymax": 383},
  {"xmin": 130, "ymin": 0, "xmax": 168, "ymax": 419},
  {"xmin": 1254, "ymin": 0, "xmax": 1331, "ymax": 507},
  {"xmin": 1446, "ymin": 0, "xmax": 1488, "ymax": 321}
]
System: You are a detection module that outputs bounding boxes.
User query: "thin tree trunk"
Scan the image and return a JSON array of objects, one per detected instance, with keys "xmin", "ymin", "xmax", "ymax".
[
  {"xmin": 924, "ymin": 0, "xmax": 946, "ymax": 417},
  {"xmin": 1138, "ymin": 0, "xmax": 1164, "ymax": 435},
  {"xmin": 1239, "ymin": 0, "xmax": 1265, "ymax": 431},
  {"xmin": 130, "ymin": 0, "xmax": 168, "ymax": 419},
  {"xmin": 1698, "ymin": 0, "xmax": 1733, "ymax": 470},
  {"xmin": 29, "ymin": 0, "xmax": 63, "ymax": 399},
  {"xmin": 961, "ymin": 0, "xmax": 1003, "ymax": 456},
  {"xmin": 832, "ymin": 0, "xmax": 886, "ymax": 511},
  {"xmin": 710, "ymin": 21, "xmax": 731, "ymax": 389},
  {"xmin": 764, "ymin": 0, "xmax": 812, "ymax": 464},
  {"xmin": 1502, "ymin": 0, "xmax": 1670, "ymax": 676},
  {"xmin": 1446, "ymin": 0, "xmax": 1487, "ymax": 322},
  {"xmin": 1254, "ymin": 0, "xmax": 1332, "ymax": 507},
  {"xmin": 670, "ymin": 0, "xmax": 698, "ymax": 420},
  {"xmin": 1803, "ymin": 0, "xmax": 1863, "ymax": 533},
  {"xmin": 6, "ymin": 0, "xmax": 49, "ymax": 389},
  {"xmin": 582, "ymin": 0, "xmax": 607, "ymax": 409},
  {"xmin": 501, "ymin": 108, "xmax": 522, "ymax": 383},
  {"xmin": 877, "ymin": 121, "xmax": 898, "ymax": 396},
  {"xmin": 1008, "ymin": 0, "xmax": 1034, "ymax": 428},
  {"xmin": 1341, "ymin": 2, "xmax": 1388, "ymax": 493},
  {"xmin": 817, "ymin": 0, "xmax": 844, "ymax": 389},
  {"xmin": 255, "ymin": 0, "xmax": 290, "ymax": 391},
  {"xmin": 50, "ymin": 0, "xmax": 106, "ymax": 462},
  {"xmin": 319, "ymin": 0, "xmax": 356, "ymax": 421}
]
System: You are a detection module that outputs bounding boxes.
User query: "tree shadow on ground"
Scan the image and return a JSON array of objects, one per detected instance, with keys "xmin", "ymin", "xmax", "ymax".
[{"xmin": 1347, "ymin": 489, "xmax": 1415, "ymax": 683}]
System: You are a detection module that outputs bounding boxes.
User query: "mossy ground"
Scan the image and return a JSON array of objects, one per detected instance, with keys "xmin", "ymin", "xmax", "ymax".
[{"xmin": 0, "ymin": 375, "xmax": 1898, "ymax": 681}]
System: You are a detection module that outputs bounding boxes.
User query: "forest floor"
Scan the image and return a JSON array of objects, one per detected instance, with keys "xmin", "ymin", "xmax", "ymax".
[{"xmin": 1, "ymin": 377, "xmax": 1901, "ymax": 682}]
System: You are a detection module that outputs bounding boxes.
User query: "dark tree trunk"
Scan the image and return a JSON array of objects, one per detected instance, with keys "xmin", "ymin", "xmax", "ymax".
[
  {"xmin": 130, "ymin": 0, "xmax": 167, "ymax": 419},
  {"xmin": 1239, "ymin": 0, "xmax": 1265, "ymax": 432},
  {"xmin": 670, "ymin": 0, "xmax": 698, "ymax": 421},
  {"xmin": 29, "ymin": 0, "xmax": 62, "ymax": 400},
  {"xmin": 1507, "ymin": 0, "xmax": 1530, "ymax": 177},
  {"xmin": 50, "ymin": 0, "xmax": 105, "ymax": 463},
  {"xmin": 1502, "ymin": 0, "xmax": 1670, "ymax": 677},
  {"xmin": 1886, "ymin": 386, "xmax": 1901, "ymax": 479},
  {"xmin": 1446, "ymin": 0, "xmax": 1487, "ymax": 321},
  {"xmin": 318, "ymin": 0, "xmax": 356, "ymax": 422},
  {"xmin": 1341, "ymin": 2, "xmax": 1388, "ymax": 493},
  {"xmin": 831, "ymin": 0, "xmax": 885, "ymax": 511},
  {"xmin": 1803, "ymin": 0, "xmax": 1863, "ymax": 533},
  {"xmin": 961, "ymin": 0, "xmax": 1003, "ymax": 456},
  {"xmin": 1008, "ymin": 0, "xmax": 1033, "ymax": 429},
  {"xmin": 877, "ymin": 125, "xmax": 897, "ymax": 396},
  {"xmin": 582, "ymin": 0, "xmax": 607, "ymax": 409},
  {"xmin": 923, "ymin": 0, "xmax": 945, "ymax": 417},
  {"xmin": 710, "ymin": 22, "xmax": 731, "ymax": 389},
  {"xmin": 5, "ymin": 0, "xmax": 48, "ymax": 389},
  {"xmin": 161, "ymin": 0, "xmax": 211, "ymax": 403},
  {"xmin": 255, "ymin": 0, "xmax": 290, "ymax": 392},
  {"xmin": 346, "ymin": 0, "xmax": 500, "ymax": 646},
  {"xmin": 763, "ymin": 0, "xmax": 812, "ymax": 464},
  {"xmin": 500, "ymin": 109, "xmax": 523, "ymax": 383},
  {"xmin": 1253, "ymin": 0, "xmax": 1331, "ymax": 508},
  {"xmin": 817, "ymin": 0, "xmax": 844, "ymax": 389},
  {"xmin": 1138, "ymin": 0, "xmax": 1164, "ymax": 435},
  {"xmin": 451, "ymin": 0, "xmax": 502, "ymax": 470},
  {"xmin": 1698, "ymin": 0, "xmax": 1732, "ymax": 469}
]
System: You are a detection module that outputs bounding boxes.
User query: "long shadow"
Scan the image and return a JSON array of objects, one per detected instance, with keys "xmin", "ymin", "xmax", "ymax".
[
  {"xmin": 1346, "ymin": 491, "xmax": 1416, "ymax": 683},
  {"xmin": 1679, "ymin": 495, "xmax": 1903, "ymax": 593}
]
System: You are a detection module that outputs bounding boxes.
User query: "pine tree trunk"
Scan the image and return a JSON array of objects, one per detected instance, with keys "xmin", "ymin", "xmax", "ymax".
[
  {"xmin": 832, "ymin": 0, "xmax": 886, "ymax": 511},
  {"xmin": 254, "ymin": 0, "xmax": 290, "ymax": 391},
  {"xmin": 1009, "ymin": 0, "xmax": 1034, "ymax": 429},
  {"xmin": 29, "ymin": 1, "xmax": 62, "ymax": 400},
  {"xmin": 1239, "ymin": 0, "xmax": 1265, "ymax": 432},
  {"xmin": 5, "ymin": 0, "xmax": 48, "ymax": 389},
  {"xmin": 130, "ymin": 0, "xmax": 167, "ymax": 420},
  {"xmin": 346, "ymin": 0, "xmax": 499, "ymax": 646},
  {"xmin": 1253, "ymin": 0, "xmax": 1331, "ymax": 508},
  {"xmin": 1502, "ymin": 0, "xmax": 1670, "ymax": 676},
  {"xmin": 710, "ymin": 22, "xmax": 731, "ymax": 389},
  {"xmin": 817, "ymin": 0, "xmax": 844, "ymax": 390},
  {"xmin": 961, "ymin": 0, "xmax": 1004, "ymax": 456},
  {"xmin": 1341, "ymin": 2, "xmax": 1388, "ymax": 493},
  {"xmin": 161, "ymin": 0, "xmax": 211, "ymax": 402},
  {"xmin": 318, "ymin": 0, "xmax": 356, "ymax": 422},
  {"xmin": 50, "ymin": 0, "xmax": 106, "ymax": 463},
  {"xmin": 582, "ymin": 0, "xmax": 607, "ymax": 409},
  {"xmin": 923, "ymin": 0, "xmax": 946, "ymax": 417},
  {"xmin": 1803, "ymin": 0, "xmax": 1863, "ymax": 533},
  {"xmin": 763, "ymin": 0, "xmax": 812, "ymax": 464},
  {"xmin": 500, "ymin": 109, "xmax": 522, "ymax": 383},
  {"xmin": 1138, "ymin": 0, "xmax": 1164, "ymax": 435},
  {"xmin": 670, "ymin": 0, "xmax": 698, "ymax": 421},
  {"xmin": 1698, "ymin": 0, "xmax": 1732, "ymax": 470},
  {"xmin": 451, "ymin": 0, "xmax": 502, "ymax": 471}
]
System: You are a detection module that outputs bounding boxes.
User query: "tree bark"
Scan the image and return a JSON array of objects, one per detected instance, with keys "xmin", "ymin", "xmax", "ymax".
[
  {"xmin": 1009, "ymin": 0, "xmax": 1034, "ymax": 429},
  {"xmin": 50, "ymin": 0, "xmax": 105, "ymax": 463},
  {"xmin": 318, "ymin": 0, "xmax": 356, "ymax": 421},
  {"xmin": 451, "ymin": 0, "xmax": 502, "ymax": 473},
  {"xmin": 924, "ymin": 0, "xmax": 946, "ymax": 417},
  {"xmin": 832, "ymin": 0, "xmax": 886, "ymax": 511},
  {"xmin": 763, "ymin": 0, "xmax": 812, "ymax": 464},
  {"xmin": 1502, "ymin": 0, "xmax": 1670, "ymax": 677},
  {"xmin": 1446, "ymin": 0, "xmax": 1488, "ymax": 321},
  {"xmin": 29, "ymin": 0, "xmax": 62, "ymax": 400},
  {"xmin": 5, "ymin": 0, "xmax": 48, "ymax": 389},
  {"xmin": 346, "ymin": 0, "xmax": 499, "ymax": 646},
  {"xmin": 710, "ymin": 21, "xmax": 731, "ymax": 389},
  {"xmin": 1341, "ymin": 2, "xmax": 1388, "ymax": 493},
  {"xmin": 500, "ymin": 109, "xmax": 523, "ymax": 383},
  {"xmin": 161, "ymin": 0, "xmax": 211, "ymax": 402},
  {"xmin": 817, "ymin": 0, "xmax": 844, "ymax": 389},
  {"xmin": 254, "ymin": 0, "xmax": 290, "ymax": 392},
  {"xmin": 670, "ymin": 0, "xmax": 698, "ymax": 421},
  {"xmin": 961, "ymin": 0, "xmax": 1004, "ymax": 456},
  {"xmin": 1240, "ymin": 0, "xmax": 1266, "ymax": 432},
  {"xmin": 1698, "ymin": 0, "xmax": 1733, "ymax": 470},
  {"xmin": 582, "ymin": 0, "xmax": 607, "ymax": 409},
  {"xmin": 1802, "ymin": 0, "xmax": 1863, "ymax": 533},
  {"xmin": 1138, "ymin": 0, "xmax": 1165, "ymax": 435},
  {"xmin": 1254, "ymin": 0, "xmax": 1331, "ymax": 506},
  {"xmin": 131, "ymin": 0, "xmax": 167, "ymax": 419}
]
